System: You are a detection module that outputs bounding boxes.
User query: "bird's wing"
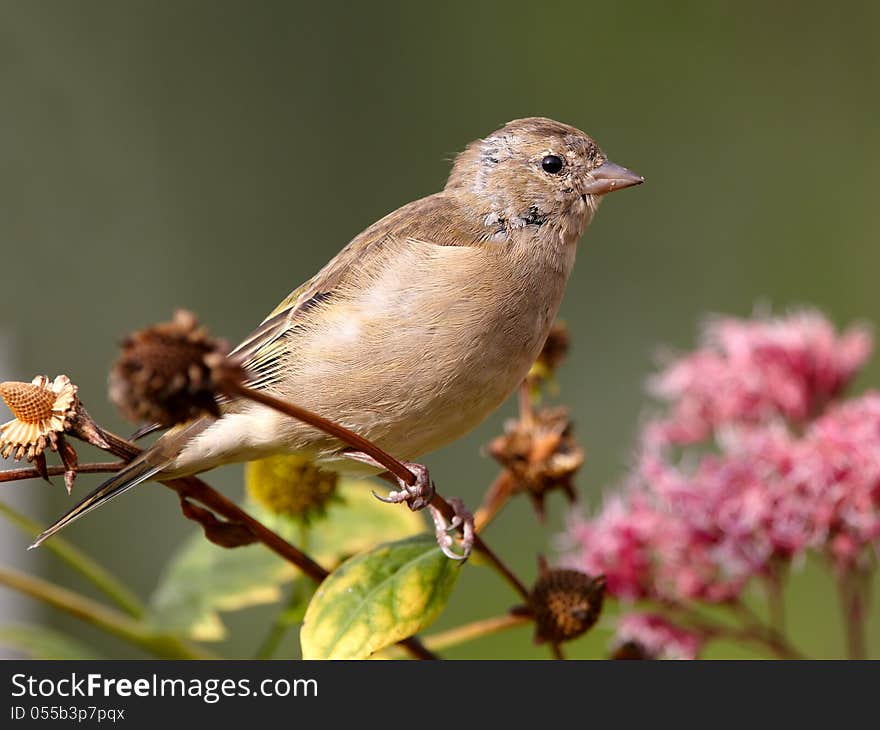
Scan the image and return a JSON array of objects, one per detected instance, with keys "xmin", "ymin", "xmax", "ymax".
[{"xmin": 229, "ymin": 192, "xmax": 478, "ymax": 392}]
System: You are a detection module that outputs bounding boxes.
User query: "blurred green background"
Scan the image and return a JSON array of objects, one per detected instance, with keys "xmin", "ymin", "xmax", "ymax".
[{"xmin": 1, "ymin": 0, "xmax": 878, "ymax": 659}]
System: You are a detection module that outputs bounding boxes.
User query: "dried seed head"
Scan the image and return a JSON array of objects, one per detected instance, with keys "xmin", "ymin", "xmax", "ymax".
[
  {"xmin": 109, "ymin": 309, "xmax": 235, "ymax": 427},
  {"xmin": 0, "ymin": 375, "xmax": 77, "ymax": 461},
  {"xmin": 487, "ymin": 406, "xmax": 583, "ymax": 519},
  {"xmin": 609, "ymin": 641, "xmax": 651, "ymax": 660},
  {"xmin": 246, "ymin": 453, "xmax": 338, "ymax": 523},
  {"xmin": 530, "ymin": 568, "xmax": 606, "ymax": 644}
]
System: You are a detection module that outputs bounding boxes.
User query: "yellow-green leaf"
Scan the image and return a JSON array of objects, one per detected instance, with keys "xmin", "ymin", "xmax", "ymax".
[
  {"xmin": 146, "ymin": 478, "xmax": 424, "ymax": 640},
  {"xmin": 301, "ymin": 534, "xmax": 461, "ymax": 660}
]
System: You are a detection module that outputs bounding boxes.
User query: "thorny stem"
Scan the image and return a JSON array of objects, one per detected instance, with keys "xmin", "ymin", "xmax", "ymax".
[
  {"xmin": 0, "ymin": 501, "xmax": 144, "ymax": 619},
  {"xmin": 0, "ymin": 565, "xmax": 215, "ymax": 660},
  {"xmin": 0, "ymin": 461, "xmax": 126, "ymax": 483}
]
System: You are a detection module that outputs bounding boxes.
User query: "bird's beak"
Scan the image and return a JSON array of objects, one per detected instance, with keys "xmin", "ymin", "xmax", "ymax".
[{"xmin": 581, "ymin": 161, "xmax": 644, "ymax": 196}]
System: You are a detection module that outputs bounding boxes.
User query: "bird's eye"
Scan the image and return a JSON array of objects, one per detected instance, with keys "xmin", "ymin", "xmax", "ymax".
[{"xmin": 540, "ymin": 154, "xmax": 564, "ymax": 174}]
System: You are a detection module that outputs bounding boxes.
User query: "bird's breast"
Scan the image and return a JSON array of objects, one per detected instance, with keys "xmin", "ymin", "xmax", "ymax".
[{"xmin": 277, "ymin": 238, "xmax": 576, "ymax": 460}]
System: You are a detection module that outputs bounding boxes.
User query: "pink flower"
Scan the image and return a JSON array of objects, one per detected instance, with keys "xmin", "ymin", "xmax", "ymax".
[
  {"xmin": 613, "ymin": 613, "xmax": 702, "ymax": 660},
  {"xmin": 560, "ymin": 310, "xmax": 880, "ymax": 615},
  {"xmin": 561, "ymin": 491, "xmax": 671, "ymax": 601},
  {"xmin": 798, "ymin": 392, "xmax": 880, "ymax": 570},
  {"xmin": 647, "ymin": 311, "xmax": 871, "ymax": 447}
]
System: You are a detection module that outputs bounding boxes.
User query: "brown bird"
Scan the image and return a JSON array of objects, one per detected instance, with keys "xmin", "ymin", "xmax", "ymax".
[{"xmin": 33, "ymin": 117, "xmax": 642, "ymax": 555}]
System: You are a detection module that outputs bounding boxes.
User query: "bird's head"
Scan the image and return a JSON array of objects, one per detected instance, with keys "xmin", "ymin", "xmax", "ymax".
[{"xmin": 446, "ymin": 117, "xmax": 642, "ymax": 241}]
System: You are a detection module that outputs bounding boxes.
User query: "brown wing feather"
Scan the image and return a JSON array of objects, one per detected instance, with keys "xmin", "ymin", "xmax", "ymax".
[{"xmin": 229, "ymin": 193, "xmax": 484, "ymax": 391}]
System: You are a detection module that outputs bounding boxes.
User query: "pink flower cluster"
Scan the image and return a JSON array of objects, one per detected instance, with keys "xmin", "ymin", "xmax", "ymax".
[
  {"xmin": 646, "ymin": 311, "xmax": 871, "ymax": 447},
  {"xmin": 560, "ymin": 311, "xmax": 879, "ymax": 658}
]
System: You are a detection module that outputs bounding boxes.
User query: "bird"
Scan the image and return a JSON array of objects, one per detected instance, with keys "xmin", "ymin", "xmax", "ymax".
[{"xmin": 32, "ymin": 117, "xmax": 642, "ymax": 552}]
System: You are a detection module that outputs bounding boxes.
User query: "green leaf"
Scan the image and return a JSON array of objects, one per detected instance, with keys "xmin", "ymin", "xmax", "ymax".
[
  {"xmin": 146, "ymin": 479, "xmax": 425, "ymax": 640},
  {"xmin": 0, "ymin": 625, "xmax": 103, "ymax": 659},
  {"xmin": 300, "ymin": 534, "xmax": 461, "ymax": 660}
]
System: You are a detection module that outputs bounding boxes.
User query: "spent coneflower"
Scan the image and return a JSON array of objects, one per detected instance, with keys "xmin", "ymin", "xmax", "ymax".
[
  {"xmin": 109, "ymin": 309, "xmax": 237, "ymax": 427},
  {"xmin": 527, "ymin": 558, "xmax": 606, "ymax": 644},
  {"xmin": 0, "ymin": 374, "xmax": 79, "ymax": 492},
  {"xmin": 487, "ymin": 406, "xmax": 582, "ymax": 520}
]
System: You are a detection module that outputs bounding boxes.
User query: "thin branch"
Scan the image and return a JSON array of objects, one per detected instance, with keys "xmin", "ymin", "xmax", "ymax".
[
  {"xmin": 0, "ymin": 461, "xmax": 126, "ymax": 484},
  {"xmin": 473, "ymin": 471, "xmax": 516, "ymax": 533},
  {"xmin": 429, "ymin": 491, "xmax": 530, "ymax": 601},
  {"xmin": 224, "ymin": 379, "xmax": 416, "ymax": 485},
  {"xmin": 254, "ymin": 583, "xmax": 307, "ymax": 660},
  {"xmin": 227, "ymin": 376, "xmax": 530, "ymax": 603},
  {"xmin": 65, "ymin": 414, "xmax": 438, "ymax": 660},
  {"xmin": 835, "ymin": 566, "xmax": 870, "ymax": 660},
  {"xmin": 422, "ymin": 613, "xmax": 530, "ymax": 652},
  {"xmin": 764, "ymin": 573, "xmax": 787, "ymax": 636},
  {"xmin": 0, "ymin": 565, "xmax": 215, "ymax": 660},
  {"xmin": 0, "ymin": 501, "xmax": 144, "ymax": 619}
]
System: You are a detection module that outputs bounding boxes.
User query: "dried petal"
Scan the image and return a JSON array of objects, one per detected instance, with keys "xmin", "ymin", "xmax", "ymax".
[{"xmin": 0, "ymin": 375, "xmax": 78, "ymax": 463}]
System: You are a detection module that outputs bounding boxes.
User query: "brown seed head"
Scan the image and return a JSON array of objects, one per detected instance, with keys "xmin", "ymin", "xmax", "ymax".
[
  {"xmin": 109, "ymin": 309, "xmax": 236, "ymax": 427},
  {"xmin": 487, "ymin": 406, "xmax": 583, "ymax": 519},
  {"xmin": 0, "ymin": 375, "xmax": 77, "ymax": 461},
  {"xmin": 530, "ymin": 569, "xmax": 606, "ymax": 644}
]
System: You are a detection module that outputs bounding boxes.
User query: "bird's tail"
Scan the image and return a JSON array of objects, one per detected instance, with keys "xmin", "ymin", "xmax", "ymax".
[{"xmin": 29, "ymin": 456, "xmax": 166, "ymax": 549}]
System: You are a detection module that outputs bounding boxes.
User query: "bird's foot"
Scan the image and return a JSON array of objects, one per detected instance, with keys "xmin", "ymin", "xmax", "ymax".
[
  {"xmin": 370, "ymin": 461, "xmax": 435, "ymax": 511},
  {"xmin": 428, "ymin": 497, "xmax": 474, "ymax": 560},
  {"xmin": 343, "ymin": 451, "xmax": 472, "ymax": 559}
]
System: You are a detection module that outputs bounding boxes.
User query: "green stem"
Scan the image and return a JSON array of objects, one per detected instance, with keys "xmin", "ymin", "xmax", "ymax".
[
  {"xmin": 0, "ymin": 500, "xmax": 144, "ymax": 618},
  {"xmin": 764, "ymin": 559, "xmax": 787, "ymax": 635},
  {"xmin": 253, "ymin": 583, "xmax": 306, "ymax": 660},
  {"xmin": 836, "ymin": 566, "xmax": 870, "ymax": 660},
  {"xmin": 719, "ymin": 601, "xmax": 806, "ymax": 659},
  {"xmin": 660, "ymin": 600, "xmax": 807, "ymax": 660},
  {"xmin": 254, "ymin": 524, "xmax": 310, "ymax": 660},
  {"xmin": 0, "ymin": 565, "xmax": 216, "ymax": 659}
]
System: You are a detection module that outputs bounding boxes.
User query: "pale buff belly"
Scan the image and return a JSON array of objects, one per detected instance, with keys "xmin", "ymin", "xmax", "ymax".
[{"xmin": 173, "ymin": 241, "xmax": 574, "ymax": 474}]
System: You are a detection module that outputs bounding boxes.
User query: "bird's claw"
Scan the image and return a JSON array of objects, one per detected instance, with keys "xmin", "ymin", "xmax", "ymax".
[
  {"xmin": 372, "ymin": 462, "xmax": 435, "ymax": 511},
  {"xmin": 428, "ymin": 497, "xmax": 474, "ymax": 561},
  {"xmin": 368, "ymin": 460, "xmax": 472, "ymax": 559}
]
